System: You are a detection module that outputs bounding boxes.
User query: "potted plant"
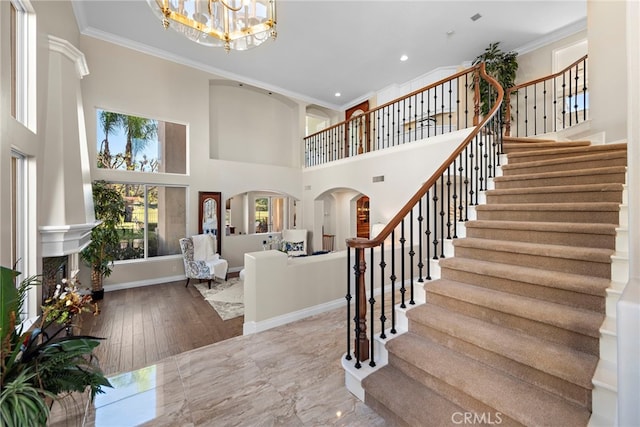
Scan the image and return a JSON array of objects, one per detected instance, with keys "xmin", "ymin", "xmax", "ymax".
[
  {"xmin": 0, "ymin": 266, "xmax": 111, "ymax": 426},
  {"xmin": 472, "ymin": 41, "xmax": 519, "ymax": 122},
  {"xmin": 80, "ymin": 181, "xmax": 126, "ymax": 300}
]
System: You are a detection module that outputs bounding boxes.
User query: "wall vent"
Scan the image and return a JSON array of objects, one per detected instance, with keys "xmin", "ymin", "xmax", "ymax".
[
  {"xmin": 372, "ymin": 175, "xmax": 385, "ymax": 183},
  {"xmin": 304, "ymin": 185, "xmax": 312, "ymax": 190}
]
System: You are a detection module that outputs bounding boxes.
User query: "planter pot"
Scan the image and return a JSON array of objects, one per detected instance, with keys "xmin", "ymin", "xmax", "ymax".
[{"xmin": 91, "ymin": 289, "xmax": 104, "ymax": 301}]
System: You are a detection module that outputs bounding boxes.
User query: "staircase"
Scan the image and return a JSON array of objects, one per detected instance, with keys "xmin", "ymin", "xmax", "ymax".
[{"xmin": 361, "ymin": 136, "xmax": 628, "ymax": 426}]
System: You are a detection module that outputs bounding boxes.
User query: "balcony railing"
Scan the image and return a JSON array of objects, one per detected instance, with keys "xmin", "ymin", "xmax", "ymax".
[
  {"xmin": 304, "ymin": 67, "xmax": 483, "ymax": 167},
  {"xmin": 344, "ymin": 63, "xmax": 503, "ymax": 367},
  {"xmin": 505, "ymin": 55, "xmax": 588, "ymax": 137}
]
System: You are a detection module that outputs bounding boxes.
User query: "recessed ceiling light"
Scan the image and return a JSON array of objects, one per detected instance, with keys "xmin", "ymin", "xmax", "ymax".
[
  {"xmin": 400, "ymin": 54, "xmax": 408, "ymax": 62},
  {"xmin": 470, "ymin": 13, "xmax": 482, "ymax": 21},
  {"xmin": 446, "ymin": 30, "xmax": 455, "ymax": 36},
  {"xmin": 335, "ymin": 92, "xmax": 341, "ymax": 97}
]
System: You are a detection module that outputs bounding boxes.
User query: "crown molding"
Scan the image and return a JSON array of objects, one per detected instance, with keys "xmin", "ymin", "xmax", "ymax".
[
  {"xmin": 515, "ymin": 17, "xmax": 587, "ymax": 56},
  {"xmin": 48, "ymin": 35, "xmax": 90, "ymax": 78}
]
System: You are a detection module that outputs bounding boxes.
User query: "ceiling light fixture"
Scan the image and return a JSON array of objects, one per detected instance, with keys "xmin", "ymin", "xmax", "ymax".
[
  {"xmin": 400, "ymin": 54, "xmax": 408, "ymax": 62},
  {"xmin": 147, "ymin": 0, "xmax": 277, "ymax": 52},
  {"xmin": 335, "ymin": 92, "xmax": 341, "ymax": 97}
]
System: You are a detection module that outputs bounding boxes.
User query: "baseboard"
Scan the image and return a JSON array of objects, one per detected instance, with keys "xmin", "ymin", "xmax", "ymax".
[
  {"xmin": 243, "ymin": 297, "xmax": 344, "ymax": 335},
  {"xmin": 103, "ymin": 274, "xmax": 186, "ymax": 292}
]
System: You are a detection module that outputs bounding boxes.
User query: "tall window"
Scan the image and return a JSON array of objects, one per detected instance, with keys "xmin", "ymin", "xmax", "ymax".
[
  {"xmin": 10, "ymin": 0, "xmax": 36, "ymax": 131},
  {"xmin": 96, "ymin": 109, "xmax": 186, "ymax": 174},
  {"xmin": 254, "ymin": 195, "xmax": 285, "ymax": 233},
  {"xmin": 10, "ymin": 151, "xmax": 28, "ymax": 319},
  {"xmin": 101, "ymin": 183, "xmax": 186, "ymax": 261}
]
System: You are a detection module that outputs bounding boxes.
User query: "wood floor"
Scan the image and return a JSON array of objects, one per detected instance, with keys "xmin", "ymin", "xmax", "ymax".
[{"xmin": 78, "ymin": 276, "xmax": 243, "ymax": 376}]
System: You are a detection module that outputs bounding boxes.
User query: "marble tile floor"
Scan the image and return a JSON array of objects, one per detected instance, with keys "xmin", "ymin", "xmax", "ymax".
[{"xmin": 49, "ymin": 305, "xmax": 387, "ymax": 427}]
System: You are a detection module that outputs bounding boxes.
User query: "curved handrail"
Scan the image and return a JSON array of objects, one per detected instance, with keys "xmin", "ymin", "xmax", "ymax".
[
  {"xmin": 346, "ymin": 62, "xmax": 503, "ymax": 250},
  {"xmin": 505, "ymin": 54, "xmax": 588, "ymax": 137}
]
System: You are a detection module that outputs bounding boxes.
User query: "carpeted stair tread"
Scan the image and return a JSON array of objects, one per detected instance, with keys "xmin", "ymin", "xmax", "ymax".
[
  {"xmin": 426, "ymin": 279, "xmax": 604, "ymax": 339},
  {"xmin": 493, "ymin": 165, "xmax": 627, "ymax": 184},
  {"xmin": 407, "ymin": 304, "xmax": 598, "ymax": 389},
  {"xmin": 501, "ymin": 150, "xmax": 627, "ymax": 175},
  {"xmin": 505, "ymin": 142, "xmax": 628, "ymax": 163},
  {"xmin": 452, "ymin": 236, "xmax": 614, "ymax": 264},
  {"xmin": 475, "ymin": 201, "xmax": 620, "ymax": 215},
  {"xmin": 486, "ymin": 183, "xmax": 624, "ymax": 197},
  {"xmin": 387, "ymin": 333, "xmax": 591, "ymax": 426},
  {"xmin": 503, "ymin": 137, "xmax": 558, "ymax": 143},
  {"xmin": 503, "ymin": 141, "xmax": 591, "ymax": 152},
  {"xmin": 438, "ymin": 256, "xmax": 610, "ymax": 297},
  {"xmin": 363, "ymin": 364, "xmax": 464, "ymax": 427},
  {"xmin": 465, "ymin": 219, "xmax": 617, "ymax": 236}
]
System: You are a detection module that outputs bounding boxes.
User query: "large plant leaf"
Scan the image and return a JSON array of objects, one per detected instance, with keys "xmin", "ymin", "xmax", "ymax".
[{"xmin": 0, "ymin": 266, "xmax": 19, "ymax": 343}]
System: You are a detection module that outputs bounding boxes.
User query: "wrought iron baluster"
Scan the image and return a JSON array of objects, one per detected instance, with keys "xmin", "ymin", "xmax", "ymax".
[
  {"xmin": 346, "ymin": 248, "xmax": 352, "ymax": 361},
  {"xmin": 400, "ymin": 219, "xmax": 406, "ymax": 308},
  {"xmin": 390, "ymin": 230, "xmax": 397, "ymax": 334},
  {"xmin": 379, "ymin": 241, "xmax": 387, "ymax": 339},
  {"xmin": 369, "ymin": 248, "xmax": 376, "ymax": 368},
  {"xmin": 409, "ymin": 208, "xmax": 415, "ymax": 305},
  {"xmin": 417, "ymin": 198, "xmax": 424, "ymax": 282}
]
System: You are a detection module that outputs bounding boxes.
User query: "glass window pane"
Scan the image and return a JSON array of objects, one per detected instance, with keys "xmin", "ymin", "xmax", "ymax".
[{"xmin": 96, "ymin": 109, "xmax": 186, "ymax": 174}]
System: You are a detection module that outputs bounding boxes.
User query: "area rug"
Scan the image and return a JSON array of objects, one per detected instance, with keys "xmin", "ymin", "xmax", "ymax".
[{"xmin": 193, "ymin": 277, "xmax": 244, "ymax": 321}]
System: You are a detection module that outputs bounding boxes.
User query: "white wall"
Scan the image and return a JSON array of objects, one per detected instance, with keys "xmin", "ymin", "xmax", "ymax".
[
  {"xmin": 587, "ymin": 0, "xmax": 627, "ymax": 142},
  {"xmin": 78, "ymin": 36, "xmax": 305, "ymax": 287},
  {"xmin": 210, "ymin": 82, "xmax": 299, "ymax": 167}
]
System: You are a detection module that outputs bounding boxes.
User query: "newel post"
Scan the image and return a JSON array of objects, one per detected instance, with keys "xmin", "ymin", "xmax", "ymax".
[{"xmin": 354, "ymin": 247, "xmax": 369, "ymax": 362}]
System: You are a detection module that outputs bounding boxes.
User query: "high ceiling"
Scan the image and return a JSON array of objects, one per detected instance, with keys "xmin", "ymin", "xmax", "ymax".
[{"xmin": 71, "ymin": 1, "xmax": 587, "ymax": 110}]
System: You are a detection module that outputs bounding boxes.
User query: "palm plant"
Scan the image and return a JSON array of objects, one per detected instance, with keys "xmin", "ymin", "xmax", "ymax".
[
  {"xmin": 0, "ymin": 267, "xmax": 111, "ymax": 426},
  {"xmin": 121, "ymin": 115, "xmax": 157, "ymax": 171},
  {"xmin": 472, "ymin": 42, "xmax": 519, "ymax": 121},
  {"xmin": 80, "ymin": 181, "xmax": 126, "ymax": 297}
]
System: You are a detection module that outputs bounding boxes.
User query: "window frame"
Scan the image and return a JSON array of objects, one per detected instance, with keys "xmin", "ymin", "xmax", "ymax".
[{"xmin": 10, "ymin": 0, "xmax": 37, "ymax": 132}]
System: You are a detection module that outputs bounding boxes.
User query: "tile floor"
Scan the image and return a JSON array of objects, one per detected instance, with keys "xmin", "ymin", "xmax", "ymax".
[{"xmin": 50, "ymin": 305, "xmax": 386, "ymax": 426}]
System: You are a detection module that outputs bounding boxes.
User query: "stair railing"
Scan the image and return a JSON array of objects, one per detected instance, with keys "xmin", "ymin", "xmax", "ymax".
[
  {"xmin": 344, "ymin": 63, "xmax": 503, "ymax": 368},
  {"xmin": 505, "ymin": 55, "xmax": 588, "ymax": 137},
  {"xmin": 304, "ymin": 67, "xmax": 483, "ymax": 167}
]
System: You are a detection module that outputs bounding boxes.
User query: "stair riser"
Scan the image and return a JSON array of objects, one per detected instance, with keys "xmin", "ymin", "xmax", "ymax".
[
  {"xmin": 408, "ymin": 321, "xmax": 593, "ymax": 409},
  {"xmin": 465, "ymin": 226, "xmax": 616, "ymax": 250},
  {"xmin": 475, "ymin": 209, "xmax": 620, "ymax": 225},
  {"xmin": 452, "ymin": 246, "xmax": 612, "ymax": 279},
  {"xmin": 426, "ymin": 292, "xmax": 600, "ymax": 355},
  {"xmin": 387, "ymin": 354, "xmax": 521, "ymax": 427},
  {"xmin": 599, "ymin": 331, "xmax": 617, "ymax": 364},
  {"xmin": 507, "ymin": 149, "xmax": 627, "ymax": 164},
  {"xmin": 439, "ymin": 266, "xmax": 605, "ymax": 312},
  {"xmin": 494, "ymin": 172, "xmax": 627, "ymax": 189},
  {"xmin": 502, "ymin": 157, "xmax": 627, "ymax": 176},
  {"xmin": 486, "ymin": 191, "xmax": 623, "ymax": 205}
]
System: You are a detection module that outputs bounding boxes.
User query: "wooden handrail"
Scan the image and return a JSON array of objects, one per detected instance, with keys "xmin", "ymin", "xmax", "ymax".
[
  {"xmin": 346, "ymin": 62, "xmax": 503, "ymax": 250},
  {"xmin": 505, "ymin": 54, "xmax": 588, "ymax": 136}
]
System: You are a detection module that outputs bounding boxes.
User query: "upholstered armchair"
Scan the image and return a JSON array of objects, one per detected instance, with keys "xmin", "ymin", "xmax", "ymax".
[{"xmin": 179, "ymin": 235, "xmax": 228, "ymax": 289}]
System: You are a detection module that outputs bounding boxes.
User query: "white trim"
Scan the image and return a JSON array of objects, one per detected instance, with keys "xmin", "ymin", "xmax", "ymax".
[
  {"xmin": 516, "ymin": 17, "xmax": 587, "ymax": 56},
  {"xmin": 102, "ymin": 275, "xmax": 187, "ymax": 292},
  {"xmin": 48, "ymin": 35, "xmax": 90, "ymax": 78},
  {"xmin": 243, "ymin": 297, "xmax": 344, "ymax": 335}
]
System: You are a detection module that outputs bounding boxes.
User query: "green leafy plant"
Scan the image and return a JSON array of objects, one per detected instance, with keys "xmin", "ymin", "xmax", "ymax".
[
  {"xmin": 472, "ymin": 42, "xmax": 519, "ymax": 120},
  {"xmin": 80, "ymin": 180, "xmax": 127, "ymax": 294},
  {"xmin": 1, "ymin": 267, "xmax": 111, "ymax": 426}
]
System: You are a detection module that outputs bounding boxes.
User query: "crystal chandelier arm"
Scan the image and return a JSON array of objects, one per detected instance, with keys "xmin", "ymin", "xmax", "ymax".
[{"xmin": 212, "ymin": 0, "xmax": 243, "ymax": 13}]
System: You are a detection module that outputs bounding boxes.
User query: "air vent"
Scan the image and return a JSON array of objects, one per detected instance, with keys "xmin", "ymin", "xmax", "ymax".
[
  {"xmin": 470, "ymin": 13, "xmax": 482, "ymax": 21},
  {"xmin": 304, "ymin": 185, "xmax": 312, "ymax": 190},
  {"xmin": 372, "ymin": 175, "xmax": 385, "ymax": 183}
]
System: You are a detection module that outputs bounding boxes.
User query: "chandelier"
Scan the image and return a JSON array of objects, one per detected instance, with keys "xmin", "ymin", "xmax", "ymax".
[{"xmin": 147, "ymin": 0, "xmax": 277, "ymax": 52}]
